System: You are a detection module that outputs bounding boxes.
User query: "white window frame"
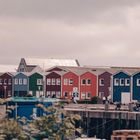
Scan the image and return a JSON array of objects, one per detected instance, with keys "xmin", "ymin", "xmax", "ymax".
[
  {"xmin": 64, "ymin": 92, "xmax": 68, "ymax": 97},
  {"xmin": 46, "ymin": 91, "xmax": 51, "ymax": 97},
  {"xmin": 52, "ymin": 78, "xmax": 55, "ymax": 85},
  {"xmin": 99, "ymin": 78, "xmax": 104, "ymax": 86},
  {"xmin": 56, "ymin": 78, "xmax": 61, "ymax": 85},
  {"xmin": 99, "ymin": 92, "xmax": 104, "ymax": 98},
  {"xmin": 87, "ymin": 79, "xmax": 91, "ymax": 85},
  {"xmin": 14, "ymin": 78, "xmax": 18, "ymax": 85},
  {"xmin": 81, "ymin": 79, "xmax": 86, "ymax": 85},
  {"xmin": 51, "ymin": 91, "xmax": 56, "ymax": 97},
  {"xmin": 8, "ymin": 79, "xmax": 12, "ymax": 85},
  {"xmin": 19, "ymin": 78, "xmax": 22, "ymax": 85},
  {"xmin": 69, "ymin": 79, "xmax": 73, "ymax": 85},
  {"xmin": 46, "ymin": 78, "xmax": 51, "ymax": 85},
  {"xmin": 81, "ymin": 92, "xmax": 86, "ymax": 99},
  {"xmin": 86, "ymin": 92, "xmax": 91, "ymax": 99},
  {"xmin": 120, "ymin": 78, "xmax": 125, "ymax": 86},
  {"xmin": 56, "ymin": 91, "xmax": 61, "ymax": 98},
  {"xmin": 114, "ymin": 78, "xmax": 119, "ymax": 86},
  {"xmin": 23, "ymin": 78, "xmax": 27, "ymax": 85},
  {"xmin": 4, "ymin": 79, "xmax": 7, "ymax": 85},
  {"xmin": 64, "ymin": 79, "xmax": 68, "ymax": 85},
  {"xmin": 8, "ymin": 90, "xmax": 11, "ymax": 97},
  {"xmin": 0, "ymin": 79, "xmax": 2, "ymax": 85},
  {"xmin": 137, "ymin": 79, "xmax": 140, "ymax": 86},
  {"xmin": 37, "ymin": 79, "xmax": 43, "ymax": 85},
  {"xmin": 125, "ymin": 78, "xmax": 130, "ymax": 86}
]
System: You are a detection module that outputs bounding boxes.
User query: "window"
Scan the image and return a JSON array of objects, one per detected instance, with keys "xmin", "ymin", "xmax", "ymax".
[
  {"xmin": 14, "ymin": 78, "xmax": 18, "ymax": 85},
  {"xmin": 125, "ymin": 78, "xmax": 130, "ymax": 86},
  {"xmin": 46, "ymin": 91, "xmax": 51, "ymax": 97},
  {"xmin": 56, "ymin": 91, "xmax": 61, "ymax": 98},
  {"xmin": 51, "ymin": 91, "xmax": 56, "ymax": 97},
  {"xmin": 23, "ymin": 79, "xmax": 27, "ymax": 85},
  {"xmin": 64, "ymin": 92, "xmax": 68, "ymax": 97},
  {"xmin": 81, "ymin": 79, "xmax": 86, "ymax": 85},
  {"xmin": 47, "ymin": 78, "xmax": 51, "ymax": 85},
  {"xmin": 4, "ymin": 79, "xmax": 7, "ymax": 85},
  {"xmin": 120, "ymin": 78, "xmax": 125, "ymax": 86},
  {"xmin": 52, "ymin": 78, "xmax": 55, "ymax": 85},
  {"xmin": 137, "ymin": 79, "xmax": 140, "ymax": 86},
  {"xmin": 8, "ymin": 79, "xmax": 12, "ymax": 85},
  {"xmin": 126, "ymin": 138, "xmax": 133, "ymax": 140},
  {"xmin": 86, "ymin": 92, "xmax": 91, "ymax": 99},
  {"xmin": 37, "ymin": 79, "xmax": 43, "ymax": 85},
  {"xmin": 56, "ymin": 78, "xmax": 61, "ymax": 85},
  {"xmin": 69, "ymin": 79, "xmax": 73, "ymax": 85},
  {"xmin": 87, "ymin": 79, "xmax": 91, "ymax": 85},
  {"xmin": 19, "ymin": 78, "xmax": 22, "ymax": 85},
  {"xmin": 0, "ymin": 79, "xmax": 2, "ymax": 85},
  {"xmin": 81, "ymin": 92, "xmax": 86, "ymax": 99},
  {"xmin": 114, "ymin": 78, "xmax": 119, "ymax": 86},
  {"xmin": 64, "ymin": 79, "xmax": 68, "ymax": 85},
  {"xmin": 8, "ymin": 90, "xmax": 11, "ymax": 97},
  {"xmin": 99, "ymin": 92, "xmax": 104, "ymax": 98},
  {"xmin": 114, "ymin": 137, "xmax": 121, "ymax": 140},
  {"xmin": 99, "ymin": 79, "xmax": 104, "ymax": 86}
]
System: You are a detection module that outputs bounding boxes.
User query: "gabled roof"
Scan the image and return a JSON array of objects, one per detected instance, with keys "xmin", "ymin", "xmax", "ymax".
[
  {"xmin": 45, "ymin": 71, "xmax": 67, "ymax": 76},
  {"xmin": 24, "ymin": 58, "xmax": 80, "ymax": 70},
  {"xmin": 112, "ymin": 70, "xmax": 132, "ymax": 76},
  {"xmin": 29, "ymin": 71, "xmax": 43, "ymax": 77},
  {"xmin": 13, "ymin": 72, "xmax": 31, "ymax": 77},
  {"xmin": 132, "ymin": 70, "xmax": 140, "ymax": 76},
  {"xmin": 26, "ymin": 66, "xmax": 36, "ymax": 72},
  {"xmin": 0, "ymin": 72, "xmax": 14, "ymax": 77}
]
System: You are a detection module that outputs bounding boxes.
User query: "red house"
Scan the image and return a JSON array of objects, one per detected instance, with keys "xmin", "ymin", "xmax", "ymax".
[
  {"xmin": 80, "ymin": 71, "xmax": 97, "ymax": 100},
  {"xmin": 0, "ymin": 72, "xmax": 13, "ymax": 98},
  {"xmin": 62, "ymin": 71, "xmax": 79, "ymax": 100}
]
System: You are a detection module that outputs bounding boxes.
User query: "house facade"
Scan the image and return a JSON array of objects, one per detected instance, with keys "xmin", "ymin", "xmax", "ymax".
[
  {"xmin": 0, "ymin": 73, "xmax": 13, "ymax": 98},
  {"xmin": 62, "ymin": 71, "xmax": 79, "ymax": 100},
  {"xmin": 46, "ymin": 71, "xmax": 62, "ymax": 98},
  {"xmin": 132, "ymin": 72, "xmax": 140, "ymax": 101},
  {"xmin": 29, "ymin": 72, "xmax": 43, "ymax": 97},
  {"xmin": 80, "ymin": 71, "xmax": 97, "ymax": 100},
  {"xmin": 98, "ymin": 71, "xmax": 112, "ymax": 99},
  {"xmin": 13, "ymin": 73, "xmax": 29, "ymax": 97},
  {"xmin": 112, "ymin": 71, "xmax": 131, "ymax": 103}
]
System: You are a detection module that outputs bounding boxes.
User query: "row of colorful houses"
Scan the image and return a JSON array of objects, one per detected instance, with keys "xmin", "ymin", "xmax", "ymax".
[{"xmin": 1, "ymin": 65, "xmax": 140, "ymax": 103}]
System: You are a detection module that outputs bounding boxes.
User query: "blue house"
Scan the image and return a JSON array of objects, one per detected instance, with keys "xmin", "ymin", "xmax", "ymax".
[
  {"xmin": 132, "ymin": 71, "xmax": 140, "ymax": 101},
  {"xmin": 112, "ymin": 71, "xmax": 131, "ymax": 103},
  {"xmin": 13, "ymin": 73, "xmax": 29, "ymax": 97}
]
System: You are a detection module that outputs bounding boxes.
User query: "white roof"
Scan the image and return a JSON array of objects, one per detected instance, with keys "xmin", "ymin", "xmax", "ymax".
[
  {"xmin": 0, "ymin": 65, "xmax": 17, "ymax": 72},
  {"xmin": 25, "ymin": 58, "xmax": 79, "ymax": 69}
]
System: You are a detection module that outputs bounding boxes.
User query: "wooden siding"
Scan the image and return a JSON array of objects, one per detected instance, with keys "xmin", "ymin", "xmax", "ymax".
[{"xmin": 0, "ymin": 73, "xmax": 13, "ymax": 98}]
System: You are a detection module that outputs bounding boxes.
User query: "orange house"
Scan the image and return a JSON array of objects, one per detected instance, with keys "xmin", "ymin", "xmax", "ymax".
[
  {"xmin": 62, "ymin": 71, "xmax": 79, "ymax": 100},
  {"xmin": 80, "ymin": 71, "xmax": 97, "ymax": 100}
]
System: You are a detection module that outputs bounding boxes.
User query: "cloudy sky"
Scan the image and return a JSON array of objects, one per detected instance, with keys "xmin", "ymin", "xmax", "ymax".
[{"xmin": 0, "ymin": 0, "xmax": 140, "ymax": 67}]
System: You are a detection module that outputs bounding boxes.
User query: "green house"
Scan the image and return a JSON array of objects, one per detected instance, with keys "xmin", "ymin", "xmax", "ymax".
[{"xmin": 29, "ymin": 72, "xmax": 43, "ymax": 97}]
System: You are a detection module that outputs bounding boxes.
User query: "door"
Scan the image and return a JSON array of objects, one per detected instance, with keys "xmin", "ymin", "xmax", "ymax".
[{"xmin": 121, "ymin": 92, "xmax": 130, "ymax": 104}]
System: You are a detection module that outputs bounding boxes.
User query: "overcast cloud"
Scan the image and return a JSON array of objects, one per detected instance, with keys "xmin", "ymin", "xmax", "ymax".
[{"xmin": 0, "ymin": 0, "xmax": 140, "ymax": 67}]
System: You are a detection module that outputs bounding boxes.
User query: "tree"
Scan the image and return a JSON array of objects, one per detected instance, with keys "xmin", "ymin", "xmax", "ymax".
[
  {"xmin": 30, "ymin": 104, "xmax": 82, "ymax": 140},
  {"xmin": 0, "ymin": 119, "xmax": 30, "ymax": 140}
]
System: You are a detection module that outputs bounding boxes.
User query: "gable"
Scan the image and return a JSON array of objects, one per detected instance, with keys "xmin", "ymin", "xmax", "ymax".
[{"xmin": 113, "ymin": 72, "xmax": 130, "ymax": 78}]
